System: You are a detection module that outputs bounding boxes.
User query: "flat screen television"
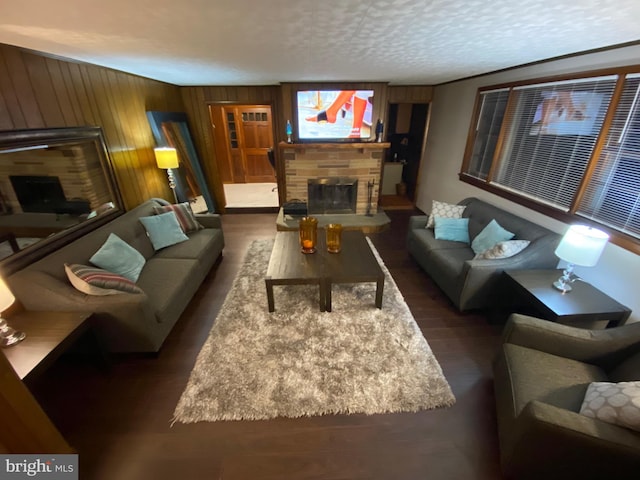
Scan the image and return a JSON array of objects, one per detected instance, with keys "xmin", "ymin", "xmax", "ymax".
[{"xmin": 296, "ymin": 89, "xmax": 374, "ymax": 142}]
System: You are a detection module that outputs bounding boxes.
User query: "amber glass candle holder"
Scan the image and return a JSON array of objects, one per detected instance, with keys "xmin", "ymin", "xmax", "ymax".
[
  {"xmin": 299, "ymin": 216, "xmax": 318, "ymax": 254},
  {"xmin": 326, "ymin": 223, "xmax": 343, "ymax": 253}
]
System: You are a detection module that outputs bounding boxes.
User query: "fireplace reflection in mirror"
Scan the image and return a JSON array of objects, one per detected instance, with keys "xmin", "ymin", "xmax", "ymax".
[
  {"xmin": 0, "ymin": 127, "xmax": 123, "ymax": 271},
  {"xmin": 307, "ymin": 178, "xmax": 358, "ymax": 215}
]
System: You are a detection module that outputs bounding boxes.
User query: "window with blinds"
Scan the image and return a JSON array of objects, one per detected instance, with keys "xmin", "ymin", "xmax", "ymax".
[
  {"xmin": 577, "ymin": 74, "xmax": 640, "ymax": 238},
  {"xmin": 467, "ymin": 88, "xmax": 509, "ymax": 179},
  {"xmin": 461, "ymin": 68, "xmax": 640, "ymax": 251}
]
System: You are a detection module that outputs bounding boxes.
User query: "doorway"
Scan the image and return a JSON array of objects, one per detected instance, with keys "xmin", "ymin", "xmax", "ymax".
[
  {"xmin": 209, "ymin": 104, "xmax": 278, "ymax": 210},
  {"xmin": 380, "ymin": 103, "xmax": 429, "ymax": 209}
]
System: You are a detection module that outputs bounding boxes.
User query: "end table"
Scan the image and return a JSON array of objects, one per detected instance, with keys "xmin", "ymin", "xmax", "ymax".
[{"xmin": 500, "ymin": 269, "xmax": 631, "ymax": 328}]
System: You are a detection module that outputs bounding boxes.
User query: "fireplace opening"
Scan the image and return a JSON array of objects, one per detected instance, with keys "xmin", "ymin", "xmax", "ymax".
[{"xmin": 307, "ymin": 177, "xmax": 358, "ymax": 215}]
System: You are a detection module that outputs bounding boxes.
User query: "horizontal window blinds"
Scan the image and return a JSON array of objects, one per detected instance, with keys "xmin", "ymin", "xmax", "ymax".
[
  {"xmin": 578, "ymin": 74, "xmax": 640, "ymax": 238},
  {"xmin": 493, "ymin": 76, "xmax": 617, "ymax": 210},
  {"xmin": 467, "ymin": 89, "xmax": 509, "ymax": 179}
]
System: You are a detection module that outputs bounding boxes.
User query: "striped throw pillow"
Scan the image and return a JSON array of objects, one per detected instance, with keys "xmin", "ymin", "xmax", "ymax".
[
  {"xmin": 153, "ymin": 202, "xmax": 203, "ymax": 233},
  {"xmin": 65, "ymin": 263, "xmax": 143, "ymax": 296}
]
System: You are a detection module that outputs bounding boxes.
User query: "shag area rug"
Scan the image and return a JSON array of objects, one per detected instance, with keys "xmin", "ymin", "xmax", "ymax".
[{"xmin": 173, "ymin": 238, "xmax": 455, "ymax": 423}]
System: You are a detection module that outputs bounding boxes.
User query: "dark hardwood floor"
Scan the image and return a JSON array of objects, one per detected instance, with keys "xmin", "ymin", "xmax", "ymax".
[{"xmin": 29, "ymin": 210, "xmax": 504, "ymax": 480}]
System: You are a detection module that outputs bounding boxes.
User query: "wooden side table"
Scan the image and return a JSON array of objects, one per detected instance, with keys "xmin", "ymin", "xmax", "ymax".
[
  {"xmin": 500, "ymin": 269, "xmax": 631, "ymax": 328},
  {"xmin": 2, "ymin": 310, "xmax": 100, "ymax": 381}
]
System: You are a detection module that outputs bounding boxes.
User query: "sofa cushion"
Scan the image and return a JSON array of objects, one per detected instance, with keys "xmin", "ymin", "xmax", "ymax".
[
  {"xmin": 65, "ymin": 263, "xmax": 143, "ymax": 295},
  {"xmin": 154, "ymin": 228, "xmax": 224, "ymax": 260},
  {"xmin": 139, "ymin": 211, "xmax": 189, "ymax": 250},
  {"xmin": 475, "ymin": 240, "xmax": 530, "ymax": 259},
  {"xmin": 153, "ymin": 202, "xmax": 204, "ymax": 233},
  {"xmin": 136, "ymin": 257, "xmax": 201, "ymax": 324},
  {"xmin": 580, "ymin": 381, "xmax": 640, "ymax": 432},
  {"xmin": 471, "ymin": 219, "xmax": 515, "ymax": 255},
  {"xmin": 90, "ymin": 233, "xmax": 146, "ymax": 282},
  {"xmin": 434, "ymin": 217, "xmax": 470, "ymax": 243},
  {"xmin": 503, "ymin": 343, "xmax": 608, "ymax": 415},
  {"xmin": 426, "ymin": 200, "xmax": 466, "ymax": 228}
]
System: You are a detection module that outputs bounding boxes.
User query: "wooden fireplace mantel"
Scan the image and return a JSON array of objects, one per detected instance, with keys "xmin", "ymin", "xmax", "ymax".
[{"xmin": 279, "ymin": 141, "xmax": 390, "ymax": 153}]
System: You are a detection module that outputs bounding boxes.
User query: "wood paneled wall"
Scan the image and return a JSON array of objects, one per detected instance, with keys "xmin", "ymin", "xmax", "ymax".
[
  {"xmin": 0, "ymin": 44, "xmax": 184, "ymax": 209},
  {"xmin": 387, "ymin": 85, "xmax": 433, "ymax": 103},
  {"xmin": 180, "ymin": 86, "xmax": 282, "ymax": 211},
  {"xmin": 0, "ymin": 43, "xmax": 434, "ymax": 212}
]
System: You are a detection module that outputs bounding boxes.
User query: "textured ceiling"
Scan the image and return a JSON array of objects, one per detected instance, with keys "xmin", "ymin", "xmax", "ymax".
[{"xmin": 1, "ymin": 0, "xmax": 640, "ymax": 86}]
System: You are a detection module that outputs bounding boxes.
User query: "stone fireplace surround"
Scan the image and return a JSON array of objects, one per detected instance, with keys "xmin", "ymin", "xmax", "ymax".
[{"xmin": 279, "ymin": 142, "xmax": 390, "ymax": 215}]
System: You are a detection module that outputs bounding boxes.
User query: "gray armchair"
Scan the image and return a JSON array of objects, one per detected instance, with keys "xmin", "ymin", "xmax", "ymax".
[{"xmin": 493, "ymin": 314, "xmax": 640, "ymax": 479}]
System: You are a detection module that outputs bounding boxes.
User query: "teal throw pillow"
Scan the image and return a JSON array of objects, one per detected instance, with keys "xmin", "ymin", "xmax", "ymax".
[
  {"xmin": 471, "ymin": 219, "xmax": 515, "ymax": 255},
  {"xmin": 90, "ymin": 233, "xmax": 146, "ymax": 282},
  {"xmin": 139, "ymin": 211, "xmax": 189, "ymax": 251},
  {"xmin": 434, "ymin": 217, "xmax": 470, "ymax": 243}
]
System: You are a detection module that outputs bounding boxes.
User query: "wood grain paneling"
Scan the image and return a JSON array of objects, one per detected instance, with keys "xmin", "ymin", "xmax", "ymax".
[
  {"xmin": 0, "ymin": 43, "xmax": 184, "ymax": 209},
  {"xmin": 181, "ymin": 86, "xmax": 282, "ymax": 211},
  {"xmin": 1, "ymin": 43, "xmax": 435, "ymax": 212},
  {"xmin": 387, "ymin": 85, "xmax": 434, "ymax": 103}
]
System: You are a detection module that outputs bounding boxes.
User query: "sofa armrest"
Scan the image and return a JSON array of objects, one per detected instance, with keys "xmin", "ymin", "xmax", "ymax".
[
  {"xmin": 408, "ymin": 215, "xmax": 429, "ymax": 230},
  {"xmin": 502, "ymin": 314, "xmax": 640, "ymax": 368},
  {"xmin": 195, "ymin": 213, "xmax": 222, "ymax": 229},
  {"xmin": 503, "ymin": 400, "xmax": 640, "ymax": 478}
]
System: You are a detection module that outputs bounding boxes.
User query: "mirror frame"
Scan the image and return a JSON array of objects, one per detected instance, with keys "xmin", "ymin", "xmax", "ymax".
[{"xmin": 0, "ymin": 126, "xmax": 124, "ymax": 275}]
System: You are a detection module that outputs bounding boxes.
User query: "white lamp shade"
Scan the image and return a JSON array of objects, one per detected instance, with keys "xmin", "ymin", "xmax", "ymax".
[
  {"xmin": 154, "ymin": 147, "xmax": 179, "ymax": 169},
  {"xmin": 554, "ymin": 224, "xmax": 609, "ymax": 267},
  {"xmin": 0, "ymin": 277, "xmax": 15, "ymax": 313}
]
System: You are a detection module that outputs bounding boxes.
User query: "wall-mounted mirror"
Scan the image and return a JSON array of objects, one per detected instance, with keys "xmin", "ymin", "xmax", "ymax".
[
  {"xmin": 147, "ymin": 111, "xmax": 216, "ymax": 213},
  {"xmin": 0, "ymin": 127, "xmax": 123, "ymax": 274}
]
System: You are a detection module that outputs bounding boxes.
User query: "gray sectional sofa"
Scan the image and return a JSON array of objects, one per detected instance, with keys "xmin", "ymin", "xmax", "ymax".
[
  {"xmin": 407, "ymin": 197, "xmax": 560, "ymax": 311},
  {"xmin": 7, "ymin": 198, "xmax": 224, "ymax": 353}
]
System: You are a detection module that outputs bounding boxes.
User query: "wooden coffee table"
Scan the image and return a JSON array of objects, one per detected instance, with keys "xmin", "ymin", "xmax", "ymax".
[
  {"xmin": 323, "ymin": 230, "xmax": 384, "ymax": 312},
  {"xmin": 265, "ymin": 232, "xmax": 328, "ymax": 312},
  {"xmin": 265, "ymin": 230, "xmax": 384, "ymax": 313}
]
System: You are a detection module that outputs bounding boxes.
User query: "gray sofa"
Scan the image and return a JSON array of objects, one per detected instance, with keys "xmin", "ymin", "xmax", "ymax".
[
  {"xmin": 7, "ymin": 198, "xmax": 224, "ymax": 353},
  {"xmin": 407, "ymin": 197, "xmax": 560, "ymax": 310},
  {"xmin": 494, "ymin": 314, "xmax": 640, "ymax": 479}
]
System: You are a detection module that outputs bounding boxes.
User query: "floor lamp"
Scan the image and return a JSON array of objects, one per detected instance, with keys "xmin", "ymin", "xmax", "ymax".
[{"xmin": 154, "ymin": 147, "xmax": 179, "ymax": 203}]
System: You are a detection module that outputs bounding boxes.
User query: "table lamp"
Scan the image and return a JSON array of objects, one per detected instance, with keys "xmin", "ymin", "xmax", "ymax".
[
  {"xmin": 553, "ymin": 224, "xmax": 609, "ymax": 293},
  {"xmin": 0, "ymin": 277, "xmax": 25, "ymax": 347},
  {"xmin": 154, "ymin": 147, "xmax": 179, "ymax": 203}
]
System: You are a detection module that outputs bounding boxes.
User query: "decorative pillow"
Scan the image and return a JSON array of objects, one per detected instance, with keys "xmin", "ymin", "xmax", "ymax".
[
  {"xmin": 153, "ymin": 202, "xmax": 203, "ymax": 233},
  {"xmin": 139, "ymin": 211, "xmax": 189, "ymax": 251},
  {"xmin": 579, "ymin": 381, "xmax": 640, "ymax": 432},
  {"xmin": 65, "ymin": 263, "xmax": 143, "ymax": 296},
  {"xmin": 90, "ymin": 233, "xmax": 146, "ymax": 282},
  {"xmin": 426, "ymin": 200, "xmax": 466, "ymax": 228},
  {"xmin": 474, "ymin": 240, "xmax": 530, "ymax": 259},
  {"xmin": 471, "ymin": 219, "xmax": 515, "ymax": 255},
  {"xmin": 434, "ymin": 217, "xmax": 470, "ymax": 243}
]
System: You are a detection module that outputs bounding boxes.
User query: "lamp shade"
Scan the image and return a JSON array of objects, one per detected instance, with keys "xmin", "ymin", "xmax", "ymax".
[
  {"xmin": 554, "ymin": 224, "xmax": 609, "ymax": 267},
  {"xmin": 154, "ymin": 147, "xmax": 179, "ymax": 169},
  {"xmin": 0, "ymin": 277, "xmax": 15, "ymax": 313}
]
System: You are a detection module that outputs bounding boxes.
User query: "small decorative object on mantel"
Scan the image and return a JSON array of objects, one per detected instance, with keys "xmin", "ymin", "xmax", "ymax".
[
  {"xmin": 326, "ymin": 223, "xmax": 343, "ymax": 253},
  {"xmin": 375, "ymin": 119, "xmax": 384, "ymax": 142},
  {"xmin": 286, "ymin": 120, "xmax": 293, "ymax": 144},
  {"xmin": 299, "ymin": 216, "xmax": 318, "ymax": 254}
]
